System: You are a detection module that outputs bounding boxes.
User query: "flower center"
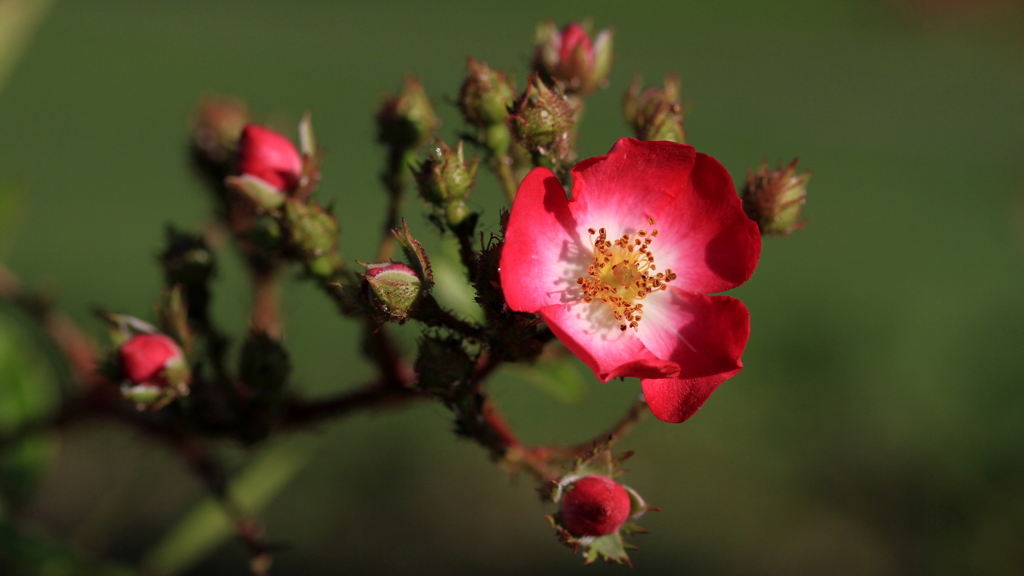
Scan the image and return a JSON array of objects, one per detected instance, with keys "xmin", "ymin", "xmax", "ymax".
[{"xmin": 576, "ymin": 218, "xmax": 677, "ymax": 331}]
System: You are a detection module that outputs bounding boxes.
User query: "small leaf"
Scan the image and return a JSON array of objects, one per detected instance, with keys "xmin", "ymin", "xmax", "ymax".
[{"xmin": 157, "ymin": 285, "xmax": 193, "ymax": 354}]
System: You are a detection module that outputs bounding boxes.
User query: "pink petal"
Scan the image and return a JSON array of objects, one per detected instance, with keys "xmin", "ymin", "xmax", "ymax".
[
  {"xmin": 568, "ymin": 138, "xmax": 696, "ymax": 237},
  {"xmin": 650, "ymin": 153, "xmax": 761, "ymax": 294},
  {"xmin": 641, "ymin": 370, "xmax": 740, "ymax": 423},
  {"xmin": 499, "ymin": 168, "xmax": 587, "ymax": 312},
  {"xmin": 636, "ymin": 289, "xmax": 750, "ymax": 380},
  {"xmin": 540, "ymin": 301, "xmax": 679, "ymax": 382}
]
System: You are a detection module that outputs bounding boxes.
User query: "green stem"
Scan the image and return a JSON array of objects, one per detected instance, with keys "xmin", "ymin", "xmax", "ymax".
[
  {"xmin": 377, "ymin": 148, "xmax": 417, "ymax": 262},
  {"xmin": 492, "ymin": 154, "xmax": 518, "ymax": 204}
]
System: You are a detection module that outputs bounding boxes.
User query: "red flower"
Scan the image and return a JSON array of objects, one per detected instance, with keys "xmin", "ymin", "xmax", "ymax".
[
  {"xmin": 237, "ymin": 124, "xmax": 303, "ymax": 193},
  {"xmin": 499, "ymin": 138, "xmax": 761, "ymax": 423},
  {"xmin": 119, "ymin": 333, "xmax": 185, "ymax": 387},
  {"xmin": 559, "ymin": 475, "xmax": 632, "ymax": 537}
]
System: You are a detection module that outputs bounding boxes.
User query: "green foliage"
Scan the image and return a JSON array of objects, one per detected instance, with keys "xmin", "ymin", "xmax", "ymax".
[{"xmin": 0, "ymin": 315, "xmax": 58, "ymax": 515}]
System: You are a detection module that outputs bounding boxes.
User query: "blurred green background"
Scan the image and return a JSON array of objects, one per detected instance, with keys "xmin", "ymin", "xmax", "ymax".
[{"xmin": 1, "ymin": 0, "xmax": 1023, "ymax": 574}]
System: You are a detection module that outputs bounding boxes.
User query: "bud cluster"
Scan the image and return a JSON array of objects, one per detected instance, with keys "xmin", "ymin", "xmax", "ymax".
[{"xmin": 47, "ymin": 16, "xmax": 809, "ymax": 572}]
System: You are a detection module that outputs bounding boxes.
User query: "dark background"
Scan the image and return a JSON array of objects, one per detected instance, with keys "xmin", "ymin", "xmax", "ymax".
[{"xmin": 1, "ymin": 0, "xmax": 1023, "ymax": 574}]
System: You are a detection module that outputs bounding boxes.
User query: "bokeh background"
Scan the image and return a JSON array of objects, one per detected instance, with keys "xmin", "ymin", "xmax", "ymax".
[{"xmin": 1, "ymin": 0, "xmax": 1023, "ymax": 574}]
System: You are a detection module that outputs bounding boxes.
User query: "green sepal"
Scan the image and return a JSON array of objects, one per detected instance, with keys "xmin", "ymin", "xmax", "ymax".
[
  {"xmin": 224, "ymin": 174, "xmax": 285, "ymax": 211},
  {"xmin": 392, "ymin": 219, "xmax": 433, "ymax": 291},
  {"xmin": 583, "ymin": 533, "xmax": 631, "ymax": 566},
  {"xmin": 296, "ymin": 111, "xmax": 324, "ymax": 198},
  {"xmin": 157, "ymin": 285, "xmax": 193, "ymax": 355},
  {"xmin": 95, "ymin": 310, "xmax": 158, "ymax": 348}
]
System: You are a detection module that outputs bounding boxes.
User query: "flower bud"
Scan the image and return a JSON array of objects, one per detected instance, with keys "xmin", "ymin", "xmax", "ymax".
[
  {"xmin": 510, "ymin": 77, "xmax": 576, "ymax": 158},
  {"xmin": 283, "ymin": 201, "xmax": 342, "ymax": 279},
  {"xmin": 559, "ymin": 475, "xmax": 632, "ymax": 537},
  {"xmin": 118, "ymin": 333, "xmax": 190, "ymax": 410},
  {"xmin": 360, "ymin": 262, "xmax": 425, "ymax": 322},
  {"xmin": 533, "ymin": 21, "xmax": 614, "ymax": 95},
  {"xmin": 623, "ymin": 75, "xmax": 686, "ymax": 144},
  {"xmin": 458, "ymin": 58, "xmax": 516, "ymax": 127},
  {"xmin": 236, "ymin": 124, "xmax": 303, "ymax": 193},
  {"xmin": 376, "ymin": 75, "xmax": 440, "ymax": 151},
  {"xmin": 190, "ymin": 97, "xmax": 249, "ymax": 165},
  {"xmin": 414, "ymin": 140, "xmax": 479, "ymax": 206},
  {"xmin": 742, "ymin": 158, "xmax": 810, "ymax": 236}
]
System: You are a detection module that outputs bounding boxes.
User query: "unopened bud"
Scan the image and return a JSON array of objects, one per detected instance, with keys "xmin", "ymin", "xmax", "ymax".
[
  {"xmin": 190, "ymin": 97, "xmax": 249, "ymax": 164},
  {"xmin": 742, "ymin": 159, "xmax": 810, "ymax": 236},
  {"xmin": 118, "ymin": 333, "xmax": 190, "ymax": 410},
  {"xmin": 361, "ymin": 262, "xmax": 425, "ymax": 322},
  {"xmin": 414, "ymin": 140, "xmax": 479, "ymax": 206},
  {"xmin": 624, "ymin": 75, "xmax": 686, "ymax": 143},
  {"xmin": 510, "ymin": 77, "xmax": 576, "ymax": 159},
  {"xmin": 533, "ymin": 21, "xmax": 614, "ymax": 95},
  {"xmin": 376, "ymin": 75, "xmax": 440, "ymax": 151},
  {"xmin": 458, "ymin": 58, "xmax": 516, "ymax": 127},
  {"xmin": 559, "ymin": 475, "xmax": 632, "ymax": 537},
  {"xmin": 236, "ymin": 124, "xmax": 303, "ymax": 194},
  {"xmin": 283, "ymin": 202, "xmax": 342, "ymax": 279}
]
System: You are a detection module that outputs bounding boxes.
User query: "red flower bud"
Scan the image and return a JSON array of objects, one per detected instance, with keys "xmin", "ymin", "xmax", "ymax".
[
  {"xmin": 237, "ymin": 124, "xmax": 302, "ymax": 193},
  {"xmin": 360, "ymin": 261, "xmax": 426, "ymax": 322},
  {"xmin": 118, "ymin": 333, "xmax": 185, "ymax": 387},
  {"xmin": 533, "ymin": 20, "xmax": 614, "ymax": 95},
  {"xmin": 559, "ymin": 475, "xmax": 632, "ymax": 537},
  {"xmin": 557, "ymin": 23, "xmax": 593, "ymax": 67}
]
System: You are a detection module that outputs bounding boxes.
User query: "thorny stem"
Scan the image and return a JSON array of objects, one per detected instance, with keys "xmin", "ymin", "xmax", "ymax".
[
  {"xmin": 377, "ymin": 149, "xmax": 416, "ymax": 262},
  {"xmin": 251, "ymin": 266, "xmax": 282, "ymax": 339},
  {"xmin": 415, "ymin": 295, "xmax": 484, "ymax": 340},
  {"xmin": 281, "ymin": 381, "xmax": 423, "ymax": 429},
  {"xmin": 569, "ymin": 395, "xmax": 649, "ymax": 455},
  {"xmin": 2, "ymin": 221, "xmax": 655, "ymax": 569},
  {"xmin": 479, "ymin": 399, "xmax": 561, "ymax": 482}
]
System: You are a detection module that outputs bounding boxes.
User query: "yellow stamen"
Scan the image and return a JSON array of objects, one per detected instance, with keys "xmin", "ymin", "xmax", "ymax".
[{"xmin": 577, "ymin": 218, "xmax": 677, "ymax": 331}]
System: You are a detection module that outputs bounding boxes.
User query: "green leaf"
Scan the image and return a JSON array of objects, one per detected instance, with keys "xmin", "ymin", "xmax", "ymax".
[
  {"xmin": 432, "ymin": 245, "xmax": 484, "ymax": 323},
  {"xmin": 140, "ymin": 436, "xmax": 320, "ymax": 576},
  {"xmin": 0, "ymin": 314, "xmax": 60, "ymax": 514}
]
